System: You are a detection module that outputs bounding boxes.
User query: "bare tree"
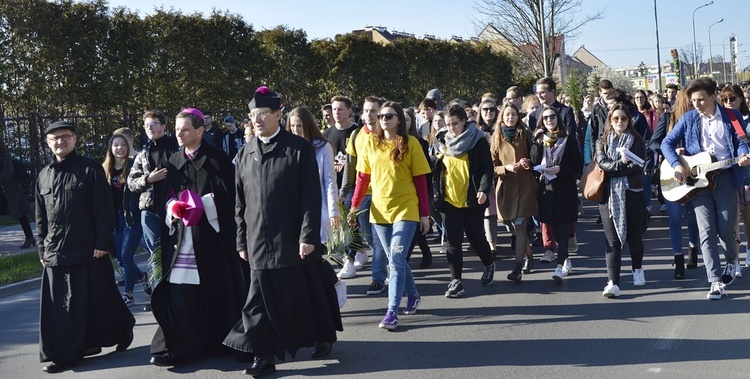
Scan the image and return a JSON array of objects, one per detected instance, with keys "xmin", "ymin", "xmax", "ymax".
[
  {"xmin": 678, "ymin": 43, "xmax": 705, "ymax": 79},
  {"xmin": 473, "ymin": 0, "xmax": 604, "ymax": 78}
]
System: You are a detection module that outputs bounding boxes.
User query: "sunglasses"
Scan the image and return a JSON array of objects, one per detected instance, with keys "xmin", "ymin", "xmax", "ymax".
[
  {"xmin": 542, "ymin": 114, "xmax": 557, "ymax": 120},
  {"xmin": 378, "ymin": 113, "xmax": 397, "ymax": 120},
  {"xmin": 611, "ymin": 116, "xmax": 629, "ymax": 122},
  {"xmin": 723, "ymin": 96, "xmax": 737, "ymax": 103},
  {"xmin": 481, "ymin": 107, "xmax": 496, "ymax": 112}
]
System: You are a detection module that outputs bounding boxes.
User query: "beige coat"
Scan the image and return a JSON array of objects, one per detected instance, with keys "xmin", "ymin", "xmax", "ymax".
[{"xmin": 491, "ymin": 130, "xmax": 537, "ymax": 222}]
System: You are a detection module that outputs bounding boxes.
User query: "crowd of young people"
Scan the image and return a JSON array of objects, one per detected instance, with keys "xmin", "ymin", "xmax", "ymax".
[{"xmin": 29, "ymin": 77, "xmax": 750, "ymax": 375}]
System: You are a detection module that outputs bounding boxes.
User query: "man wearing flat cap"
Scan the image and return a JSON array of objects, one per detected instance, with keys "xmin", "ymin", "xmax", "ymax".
[
  {"xmin": 148, "ymin": 108, "xmax": 246, "ymax": 367},
  {"xmin": 36, "ymin": 121, "xmax": 135, "ymax": 373},
  {"xmin": 224, "ymin": 86, "xmax": 342, "ymax": 377}
]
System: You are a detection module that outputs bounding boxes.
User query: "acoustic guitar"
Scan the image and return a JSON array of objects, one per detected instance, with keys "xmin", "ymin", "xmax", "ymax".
[{"xmin": 660, "ymin": 151, "xmax": 742, "ymax": 203}]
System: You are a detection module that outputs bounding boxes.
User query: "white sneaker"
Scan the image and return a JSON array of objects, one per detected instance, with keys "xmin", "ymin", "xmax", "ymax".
[
  {"xmin": 602, "ymin": 280, "xmax": 621, "ymax": 298},
  {"xmin": 335, "ymin": 280, "xmax": 347, "ymax": 309},
  {"xmin": 337, "ymin": 259, "xmax": 356, "ymax": 279},
  {"xmin": 734, "ymin": 260, "xmax": 742, "ymax": 278},
  {"xmin": 440, "ymin": 241, "xmax": 448, "ymax": 255},
  {"xmin": 353, "ymin": 251, "xmax": 368, "ymax": 269},
  {"xmin": 707, "ymin": 281, "xmax": 726, "ymax": 300},
  {"xmin": 568, "ymin": 235, "xmax": 578, "ymax": 253},
  {"xmin": 553, "ymin": 267, "xmax": 564, "ymax": 283},
  {"xmin": 562, "ymin": 259, "xmax": 573, "ymax": 276},
  {"xmin": 540, "ymin": 249, "xmax": 555, "ymax": 263},
  {"xmin": 633, "ymin": 268, "xmax": 646, "ymax": 286}
]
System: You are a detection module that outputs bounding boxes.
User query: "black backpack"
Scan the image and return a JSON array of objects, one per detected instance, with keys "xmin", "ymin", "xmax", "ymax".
[{"xmin": 11, "ymin": 159, "xmax": 32, "ymax": 195}]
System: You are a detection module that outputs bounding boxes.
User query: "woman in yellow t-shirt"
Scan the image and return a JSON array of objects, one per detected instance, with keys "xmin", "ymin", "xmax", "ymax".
[
  {"xmin": 350, "ymin": 101, "xmax": 431, "ymax": 331},
  {"xmin": 433, "ymin": 104, "xmax": 496, "ymax": 298}
]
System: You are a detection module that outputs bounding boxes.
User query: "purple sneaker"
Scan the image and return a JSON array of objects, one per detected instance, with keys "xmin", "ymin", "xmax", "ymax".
[
  {"xmin": 404, "ymin": 295, "xmax": 421, "ymax": 315},
  {"xmin": 378, "ymin": 309, "xmax": 398, "ymax": 330}
]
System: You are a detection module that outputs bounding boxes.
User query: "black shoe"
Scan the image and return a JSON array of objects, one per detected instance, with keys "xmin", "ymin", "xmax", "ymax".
[
  {"xmin": 481, "ymin": 263, "xmax": 495, "ymax": 286},
  {"xmin": 686, "ymin": 246, "xmax": 698, "ymax": 269},
  {"xmin": 140, "ymin": 277, "xmax": 153, "ymax": 296},
  {"xmin": 310, "ymin": 341, "xmax": 332, "ymax": 359},
  {"xmin": 522, "ymin": 255, "xmax": 534, "ymax": 274},
  {"xmin": 116, "ymin": 331, "xmax": 134, "ymax": 352},
  {"xmin": 43, "ymin": 362, "xmax": 74, "ymax": 373},
  {"xmin": 243, "ymin": 356, "xmax": 276, "ymax": 376},
  {"xmin": 674, "ymin": 255, "xmax": 686, "ymax": 280},
  {"xmin": 507, "ymin": 262, "xmax": 523, "ymax": 283},
  {"xmin": 150, "ymin": 352, "xmax": 189, "ymax": 367},
  {"xmin": 595, "ymin": 216, "xmax": 602, "ymax": 225},
  {"xmin": 20, "ymin": 237, "xmax": 36, "ymax": 249},
  {"xmin": 366, "ymin": 281, "xmax": 386, "ymax": 295},
  {"xmin": 143, "ymin": 304, "xmax": 152, "ymax": 312},
  {"xmin": 445, "ymin": 279, "xmax": 465, "ymax": 298},
  {"xmin": 419, "ymin": 257, "xmax": 432, "ymax": 268},
  {"xmin": 116, "ymin": 279, "xmax": 125, "ymax": 286}
]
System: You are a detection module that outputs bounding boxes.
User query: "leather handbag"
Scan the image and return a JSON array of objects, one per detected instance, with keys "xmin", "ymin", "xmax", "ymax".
[{"xmin": 580, "ymin": 160, "xmax": 606, "ymax": 203}]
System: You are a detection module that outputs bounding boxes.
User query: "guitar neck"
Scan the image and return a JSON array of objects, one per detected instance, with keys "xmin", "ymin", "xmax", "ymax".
[{"xmin": 698, "ymin": 157, "xmax": 742, "ymax": 172}]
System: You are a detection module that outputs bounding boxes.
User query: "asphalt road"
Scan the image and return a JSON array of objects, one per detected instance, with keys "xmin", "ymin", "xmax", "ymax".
[{"xmin": 1, "ymin": 200, "xmax": 749, "ymax": 378}]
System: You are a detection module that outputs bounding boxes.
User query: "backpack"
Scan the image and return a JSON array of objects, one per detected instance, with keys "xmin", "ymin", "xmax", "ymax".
[{"xmin": 11, "ymin": 159, "xmax": 32, "ymax": 195}]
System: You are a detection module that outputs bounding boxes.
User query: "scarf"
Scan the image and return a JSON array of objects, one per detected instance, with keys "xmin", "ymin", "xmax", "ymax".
[
  {"xmin": 501, "ymin": 126, "xmax": 518, "ymax": 142},
  {"xmin": 542, "ymin": 130, "xmax": 559, "ymax": 147},
  {"xmin": 606, "ymin": 130, "xmax": 635, "ymax": 245},
  {"xmin": 540, "ymin": 136, "xmax": 567, "ymax": 182},
  {"xmin": 439, "ymin": 122, "xmax": 487, "ymax": 157}
]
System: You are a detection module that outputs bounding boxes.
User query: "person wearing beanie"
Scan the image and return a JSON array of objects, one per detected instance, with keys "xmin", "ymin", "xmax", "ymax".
[
  {"xmin": 37, "ymin": 121, "xmax": 135, "ymax": 373},
  {"xmin": 224, "ymin": 86, "xmax": 342, "ymax": 377}
]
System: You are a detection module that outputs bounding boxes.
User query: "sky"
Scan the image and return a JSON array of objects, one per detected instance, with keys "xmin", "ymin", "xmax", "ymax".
[{"xmin": 99, "ymin": 0, "xmax": 749, "ymax": 69}]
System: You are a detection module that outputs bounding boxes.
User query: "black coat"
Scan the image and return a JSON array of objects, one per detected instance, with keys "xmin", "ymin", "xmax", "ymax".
[
  {"xmin": 151, "ymin": 142, "xmax": 246, "ymax": 353},
  {"xmin": 530, "ymin": 136, "xmax": 582, "ymax": 226},
  {"xmin": 596, "ymin": 131, "xmax": 648, "ymax": 203},
  {"xmin": 35, "ymin": 151, "xmax": 115, "ymax": 266},
  {"xmin": 235, "ymin": 129, "xmax": 323, "ymax": 270},
  {"xmin": 432, "ymin": 130, "xmax": 493, "ymax": 211}
]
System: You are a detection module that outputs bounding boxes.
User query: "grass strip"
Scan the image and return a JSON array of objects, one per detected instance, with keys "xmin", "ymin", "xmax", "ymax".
[{"xmin": 0, "ymin": 251, "xmax": 42, "ymax": 286}]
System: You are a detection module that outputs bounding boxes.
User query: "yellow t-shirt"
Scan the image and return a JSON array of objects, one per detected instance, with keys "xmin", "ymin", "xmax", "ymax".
[
  {"xmin": 443, "ymin": 153, "xmax": 470, "ymax": 208},
  {"xmin": 357, "ymin": 135, "xmax": 432, "ymax": 224},
  {"xmin": 346, "ymin": 126, "xmax": 373, "ymax": 195}
]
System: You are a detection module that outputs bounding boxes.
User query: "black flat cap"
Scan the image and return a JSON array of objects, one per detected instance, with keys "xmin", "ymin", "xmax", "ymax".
[{"xmin": 45, "ymin": 121, "xmax": 76, "ymax": 134}]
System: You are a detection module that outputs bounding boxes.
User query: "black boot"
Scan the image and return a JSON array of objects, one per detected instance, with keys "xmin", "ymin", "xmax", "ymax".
[
  {"xmin": 507, "ymin": 262, "xmax": 523, "ymax": 283},
  {"xmin": 674, "ymin": 254, "xmax": 686, "ymax": 279},
  {"xmin": 686, "ymin": 246, "xmax": 698, "ymax": 269},
  {"xmin": 522, "ymin": 255, "xmax": 534, "ymax": 274},
  {"xmin": 20, "ymin": 237, "xmax": 36, "ymax": 249}
]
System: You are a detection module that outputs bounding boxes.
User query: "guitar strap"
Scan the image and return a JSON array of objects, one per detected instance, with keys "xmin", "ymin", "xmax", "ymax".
[{"xmin": 726, "ymin": 107, "xmax": 749, "ymax": 145}]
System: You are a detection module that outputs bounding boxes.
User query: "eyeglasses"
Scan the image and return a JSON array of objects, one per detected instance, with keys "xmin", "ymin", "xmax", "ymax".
[
  {"xmin": 249, "ymin": 110, "xmax": 272, "ymax": 118},
  {"xmin": 611, "ymin": 116, "xmax": 629, "ymax": 122},
  {"xmin": 46, "ymin": 134, "xmax": 74, "ymax": 143},
  {"xmin": 481, "ymin": 107, "xmax": 496, "ymax": 112},
  {"xmin": 723, "ymin": 96, "xmax": 737, "ymax": 103},
  {"xmin": 542, "ymin": 114, "xmax": 557, "ymax": 121},
  {"xmin": 378, "ymin": 113, "xmax": 397, "ymax": 120}
]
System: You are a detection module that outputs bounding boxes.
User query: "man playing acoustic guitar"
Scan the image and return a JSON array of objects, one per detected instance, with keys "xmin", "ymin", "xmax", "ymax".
[{"xmin": 662, "ymin": 78, "xmax": 750, "ymax": 300}]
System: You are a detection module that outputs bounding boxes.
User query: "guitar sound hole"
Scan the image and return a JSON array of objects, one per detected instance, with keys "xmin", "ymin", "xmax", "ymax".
[{"xmin": 686, "ymin": 177, "xmax": 697, "ymax": 186}]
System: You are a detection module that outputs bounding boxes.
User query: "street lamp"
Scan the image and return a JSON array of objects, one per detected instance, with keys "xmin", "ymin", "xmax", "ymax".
[
  {"xmin": 708, "ymin": 18, "xmax": 723, "ymax": 79},
  {"xmin": 692, "ymin": 1, "xmax": 714, "ymax": 77}
]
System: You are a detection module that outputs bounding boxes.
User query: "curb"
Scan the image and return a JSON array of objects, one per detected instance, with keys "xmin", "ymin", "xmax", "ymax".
[{"xmin": 0, "ymin": 252, "xmax": 150, "ymax": 299}]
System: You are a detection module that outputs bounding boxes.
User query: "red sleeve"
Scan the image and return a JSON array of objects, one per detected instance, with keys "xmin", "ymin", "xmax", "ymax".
[
  {"xmin": 351, "ymin": 172, "xmax": 370, "ymax": 210},
  {"xmin": 413, "ymin": 174, "xmax": 429, "ymax": 217}
]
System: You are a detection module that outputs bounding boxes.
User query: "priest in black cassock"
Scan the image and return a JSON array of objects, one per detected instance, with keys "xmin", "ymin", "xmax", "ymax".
[
  {"xmin": 36, "ymin": 121, "xmax": 135, "ymax": 374},
  {"xmin": 148, "ymin": 108, "xmax": 246, "ymax": 367},
  {"xmin": 223, "ymin": 87, "xmax": 343, "ymax": 377}
]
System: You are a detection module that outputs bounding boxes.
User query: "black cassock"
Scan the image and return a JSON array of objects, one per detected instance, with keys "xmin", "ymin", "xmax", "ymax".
[
  {"xmin": 150, "ymin": 143, "xmax": 246, "ymax": 357},
  {"xmin": 223, "ymin": 130, "xmax": 342, "ymax": 361}
]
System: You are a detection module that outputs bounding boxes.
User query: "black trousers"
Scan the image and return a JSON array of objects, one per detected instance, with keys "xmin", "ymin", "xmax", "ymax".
[
  {"xmin": 443, "ymin": 203, "xmax": 494, "ymax": 280},
  {"xmin": 599, "ymin": 190, "xmax": 646, "ymax": 285}
]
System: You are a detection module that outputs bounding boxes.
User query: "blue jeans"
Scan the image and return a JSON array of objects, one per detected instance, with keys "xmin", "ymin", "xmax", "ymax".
[
  {"xmin": 358, "ymin": 195, "xmax": 387, "ymax": 285},
  {"xmin": 373, "ymin": 221, "xmax": 419, "ymax": 311},
  {"xmin": 115, "ymin": 212, "xmax": 145, "ymax": 293},
  {"xmin": 141, "ymin": 210, "xmax": 162, "ymax": 283},
  {"xmin": 665, "ymin": 199, "xmax": 700, "ymax": 254}
]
